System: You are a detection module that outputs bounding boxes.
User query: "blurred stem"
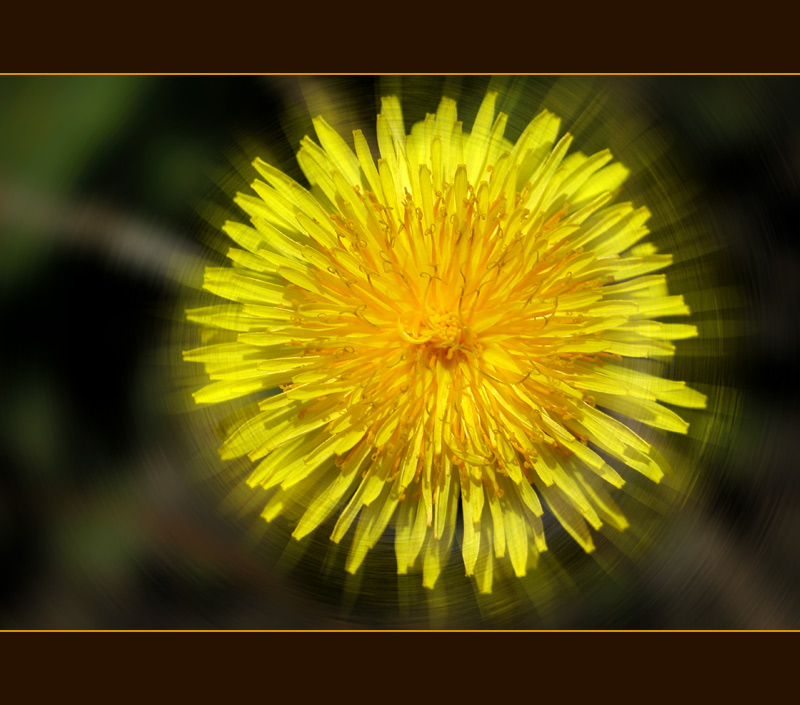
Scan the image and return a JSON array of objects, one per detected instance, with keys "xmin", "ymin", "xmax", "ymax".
[{"xmin": 0, "ymin": 176, "xmax": 204, "ymax": 287}]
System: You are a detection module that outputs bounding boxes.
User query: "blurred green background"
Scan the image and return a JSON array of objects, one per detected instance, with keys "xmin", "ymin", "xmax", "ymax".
[{"xmin": 1, "ymin": 76, "xmax": 798, "ymax": 629}]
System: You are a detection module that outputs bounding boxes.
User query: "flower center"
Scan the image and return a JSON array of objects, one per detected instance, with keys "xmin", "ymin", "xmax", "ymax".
[
  {"xmin": 427, "ymin": 310, "xmax": 461, "ymax": 342},
  {"xmin": 397, "ymin": 310, "xmax": 474, "ymax": 361}
]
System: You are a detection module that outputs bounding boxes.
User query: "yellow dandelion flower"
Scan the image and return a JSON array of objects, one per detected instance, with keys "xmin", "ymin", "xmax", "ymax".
[{"xmin": 184, "ymin": 92, "xmax": 706, "ymax": 593}]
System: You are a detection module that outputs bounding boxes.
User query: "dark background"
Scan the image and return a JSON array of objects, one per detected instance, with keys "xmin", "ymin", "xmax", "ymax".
[{"xmin": 0, "ymin": 75, "xmax": 798, "ymax": 629}]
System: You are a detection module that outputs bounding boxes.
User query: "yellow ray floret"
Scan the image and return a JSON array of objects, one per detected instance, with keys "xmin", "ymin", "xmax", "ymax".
[{"xmin": 185, "ymin": 93, "xmax": 706, "ymax": 593}]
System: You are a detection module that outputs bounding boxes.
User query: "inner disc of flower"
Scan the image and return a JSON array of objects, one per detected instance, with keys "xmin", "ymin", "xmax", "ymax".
[{"xmin": 398, "ymin": 310, "xmax": 474, "ymax": 361}]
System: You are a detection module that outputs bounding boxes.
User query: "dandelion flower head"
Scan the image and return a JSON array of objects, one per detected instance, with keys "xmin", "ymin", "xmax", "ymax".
[{"xmin": 185, "ymin": 92, "xmax": 706, "ymax": 593}]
